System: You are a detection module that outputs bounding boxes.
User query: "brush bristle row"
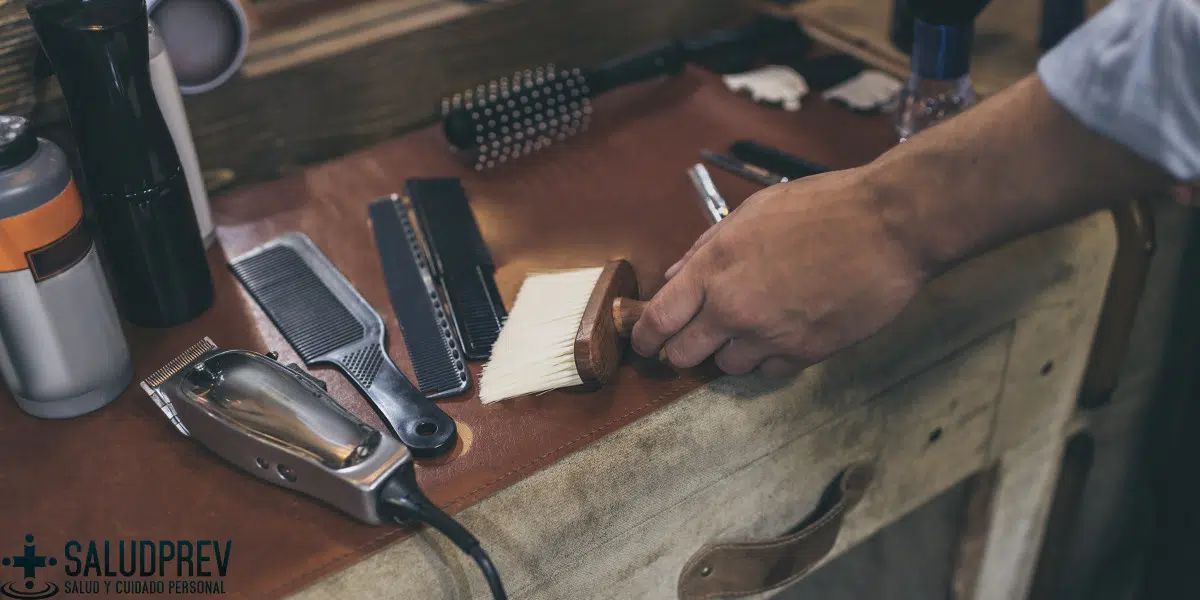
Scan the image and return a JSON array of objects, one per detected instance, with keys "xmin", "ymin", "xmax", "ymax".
[
  {"xmin": 477, "ymin": 267, "xmax": 604, "ymax": 404},
  {"xmin": 442, "ymin": 64, "xmax": 593, "ymax": 171}
]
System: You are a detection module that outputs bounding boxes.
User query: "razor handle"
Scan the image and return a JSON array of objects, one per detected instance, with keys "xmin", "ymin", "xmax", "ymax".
[{"xmin": 333, "ymin": 347, "xmax": 457, "ymax": 458}]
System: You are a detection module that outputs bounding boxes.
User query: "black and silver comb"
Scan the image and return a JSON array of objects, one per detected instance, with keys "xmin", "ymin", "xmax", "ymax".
[
  {"xmin": 228, "ymin": 232, "xmax": 457, "ymax": 458},
  {"xmin": 441, "ymin": 41, "xmax": 686, "ymax": 170},
  {"xmin": 367, "ymin": 194, "xmax": 471, "ymax": 398}
]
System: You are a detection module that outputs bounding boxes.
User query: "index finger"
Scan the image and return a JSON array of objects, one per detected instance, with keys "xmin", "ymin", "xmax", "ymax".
[
  {"xmin": 666, "ymin": 214, "xmax": 735, "ymax": 279},
  {"xmin": 631, "ymin": 262, "xmax": 705, "ymax": 358}
]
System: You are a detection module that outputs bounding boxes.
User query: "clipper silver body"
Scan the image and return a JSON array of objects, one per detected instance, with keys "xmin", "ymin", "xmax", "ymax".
[{"xmin": 140, "ymin": 338, "xmax": 411, "ymax": 525}]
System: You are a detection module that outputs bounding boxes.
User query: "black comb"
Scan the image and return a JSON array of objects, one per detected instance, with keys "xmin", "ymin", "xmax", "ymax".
[
  {"xmin": 367, "ymin": 195, "xmax": 470, "ymax": 398},
  {"xmin": 728, "ymin": 140, "xmax": 832, "ymax": 180},
  {"xmin": 441, "ymin": 41, "xmax": 686, "ymax": 170},
  {"xmin": 228, "ymin": 232, "xmax": 457, "ymax": 458},
  {"xmin": 406, "ymin": 178, "xmax": 506, "ymax": 360}
]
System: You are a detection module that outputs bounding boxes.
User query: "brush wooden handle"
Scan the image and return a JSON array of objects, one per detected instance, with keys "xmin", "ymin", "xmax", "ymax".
[
  {"xmin": 613, "ymin": 297, "xmax": 646, "ymax": 337},
  {"xmin": 576, "ymin": 260, "xmax": 641, "ymax": 386}
]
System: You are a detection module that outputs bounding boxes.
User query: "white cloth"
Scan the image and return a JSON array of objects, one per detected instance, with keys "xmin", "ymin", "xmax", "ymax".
[{"xmin": 1038, "ymin": 0, "xmax": 1200, "ymax": 181}]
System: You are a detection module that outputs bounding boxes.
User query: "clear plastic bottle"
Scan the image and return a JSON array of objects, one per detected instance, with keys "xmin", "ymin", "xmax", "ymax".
[{"xmin": 894, "ymin": 18, "xmax": 979, "ymax": 141}]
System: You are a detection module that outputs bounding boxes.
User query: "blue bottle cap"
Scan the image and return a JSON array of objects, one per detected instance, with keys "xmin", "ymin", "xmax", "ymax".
[{"xmin": 912, "ymin": 19, "xmax": 974, "ymax": 80}]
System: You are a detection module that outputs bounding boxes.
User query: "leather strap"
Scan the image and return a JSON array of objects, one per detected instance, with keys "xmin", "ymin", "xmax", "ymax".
[{"xmin": 677, "ymin": 462, "xmax": 875, "ymax": 599}]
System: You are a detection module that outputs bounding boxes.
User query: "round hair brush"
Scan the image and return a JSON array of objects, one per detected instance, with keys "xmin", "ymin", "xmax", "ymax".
[{"xmin": 441, "ymin": 42, "xmax": 686, "ymax": 171}]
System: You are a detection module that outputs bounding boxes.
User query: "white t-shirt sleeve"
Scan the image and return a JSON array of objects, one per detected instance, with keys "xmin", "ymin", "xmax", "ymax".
[{"xmin": 1037, "ymin": 0, "xmax": 1200, "ymax": 181}]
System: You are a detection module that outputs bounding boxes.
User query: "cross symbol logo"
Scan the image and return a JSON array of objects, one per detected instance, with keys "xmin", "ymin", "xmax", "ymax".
[{"xmin": 1, "ymin": 535, "xmax": 56, "ymax": 581}]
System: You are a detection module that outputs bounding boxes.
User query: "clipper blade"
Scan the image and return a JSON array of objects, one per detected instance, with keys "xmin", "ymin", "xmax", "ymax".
[
  {"xmin": 441, "ymin": 64, "xmax": 593, "ymax": 171},
  {"xmin": 139, "ymin": 337, "xmax": 219, "ymax": 436}
]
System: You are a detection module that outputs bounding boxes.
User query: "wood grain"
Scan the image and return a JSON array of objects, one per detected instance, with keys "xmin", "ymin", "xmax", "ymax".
[
  {"xmin": 575, "ymin": 259, "xmax": 639, "ymax": 387},
  {"xmin": 3, "ymin": 0, "xmax": 750, "ymax": 193},
  {"xmin": 612, "ymin": 297, "xmax": 646, "ymax": 338}
]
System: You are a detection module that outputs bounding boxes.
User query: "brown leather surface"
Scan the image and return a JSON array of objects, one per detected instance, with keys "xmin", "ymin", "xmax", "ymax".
[
  {"xmin": 0, "ymin": 66, "xmax": 897, "ymax": 599},
  {"xmin": 677, "ymin": 462, "xmax": 875, "ymax": 600}
]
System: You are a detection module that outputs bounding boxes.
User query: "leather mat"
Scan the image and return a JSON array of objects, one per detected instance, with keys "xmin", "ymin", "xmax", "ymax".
[{"xmin": 0, "ymin": 66, "xmax": 897, "ymax": 599}]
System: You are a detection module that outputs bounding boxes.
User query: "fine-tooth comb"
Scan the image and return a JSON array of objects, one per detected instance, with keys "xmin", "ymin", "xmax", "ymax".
[
  {"xmin": 228, "ymin": 232, "xmax": 457, "ymax": 458},
  {"xmin": 367, "ymin": 194, "xmax": 471, "ymax": 398},
  {"xmin": 405, "ymin": 178, "xmax": 506, "ymax": 360},
  {"xmin": 441, "ymin": 40, "xmax": 686, "ymax": 171}
]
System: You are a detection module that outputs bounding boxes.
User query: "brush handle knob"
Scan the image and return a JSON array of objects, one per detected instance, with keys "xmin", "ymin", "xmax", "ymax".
[{"xmin": 612, "ymin": 297, "xmax": 646, "ymax": 338}]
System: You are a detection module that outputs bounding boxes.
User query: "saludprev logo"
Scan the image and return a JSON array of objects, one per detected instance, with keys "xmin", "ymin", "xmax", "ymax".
[
  {"xmin": 0, "ymin": 534, "xmax": 233, "ymax": 597},
  {"xmin": 0, "ymin": 534, "xmax": 59, "ymax": 599}
]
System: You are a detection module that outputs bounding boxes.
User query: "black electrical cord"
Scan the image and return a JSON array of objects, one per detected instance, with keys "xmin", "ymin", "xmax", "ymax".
[{"xmin": 379, "ymin": 466, "xmax": 508, "ymax": 600}]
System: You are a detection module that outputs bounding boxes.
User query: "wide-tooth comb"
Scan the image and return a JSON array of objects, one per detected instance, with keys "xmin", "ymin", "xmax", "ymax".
[
  {"xmin": 228, "ymin": 233, "xmax": 457, "ymax": 457},
  {"xmin": 441, "ymin": 41, "xmax": 686, "ymax": 171}
]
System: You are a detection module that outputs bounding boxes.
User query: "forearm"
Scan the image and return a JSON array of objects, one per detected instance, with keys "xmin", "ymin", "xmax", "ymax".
[{"xmin": 865, "ymin": 73, "xmax": 1171, "ymax": 278}]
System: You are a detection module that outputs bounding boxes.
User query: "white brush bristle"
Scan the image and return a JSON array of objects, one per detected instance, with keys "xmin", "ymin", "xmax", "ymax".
[{"xmin": 478, "ymin": 266, "xmax": 605, "ymax": 404}]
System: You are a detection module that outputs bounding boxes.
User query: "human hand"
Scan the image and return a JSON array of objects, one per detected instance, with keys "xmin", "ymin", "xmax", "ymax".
[{"xmin": 630, "ymin": 169, "xmax": 930, "ymax": 379}]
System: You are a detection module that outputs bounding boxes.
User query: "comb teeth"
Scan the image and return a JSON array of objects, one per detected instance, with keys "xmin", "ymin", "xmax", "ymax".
[
  {"xmin": 228, "ymin": 245, "xmax": 364, "ymax": 362},
  {"xmin": 368, "ymin": 197, "xmax": 470, "ymax": 398},
  {"xmin": 405, "ymin": 178, "xmax": 506, "ymax": 360},
  {"xmin": 444, "ymin": 269, "xmax": 503, "ymax": 354},
  {"xmin": 442, "ymin": 64, "xmax": 593, "ymax": 171}
]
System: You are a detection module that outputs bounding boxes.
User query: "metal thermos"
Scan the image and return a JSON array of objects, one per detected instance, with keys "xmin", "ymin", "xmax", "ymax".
[{"xmin": 0, "ymin": 115, "xmax": 133, "ymax": 419}]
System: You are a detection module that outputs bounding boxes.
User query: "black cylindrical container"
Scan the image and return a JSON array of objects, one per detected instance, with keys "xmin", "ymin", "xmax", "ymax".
[
  {"xmin": 1039, "ymin": 0, "xmax": 1085, "ymax": 51},
  {"xmin": 27, "ymin": 0, "xmax": 214, "ymax": 328},
  {"xmin": 889, "ymin": 0, "xmax": 915, "ymax": 55},
  {"xmin": 907, "ymin": 0, "xmax": 993, "ymax": 25}
]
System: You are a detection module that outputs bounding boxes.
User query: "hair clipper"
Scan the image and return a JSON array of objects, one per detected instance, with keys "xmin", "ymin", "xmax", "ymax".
[{"xmin": 140, "ymin": 338, "xmax": 508, "ymax": 598}]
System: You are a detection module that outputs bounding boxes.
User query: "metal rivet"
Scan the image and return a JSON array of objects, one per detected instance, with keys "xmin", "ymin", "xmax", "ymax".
[
  {"xmin": 277, "ymin": 464, "xmax": 297, "ymax": 482},
  {"xmin": 700, "ymin": 566, "xmax": 712, "ymax": 577}
]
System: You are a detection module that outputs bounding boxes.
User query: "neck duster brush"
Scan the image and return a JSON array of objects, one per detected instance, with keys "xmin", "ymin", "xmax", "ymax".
[
  {"xmin": 441, "ymin": 42, "xmax": 685, "ymax": 171},
  {"xmin": 478, "ymin": 259, "xmax": 647, "ymax": 403}
]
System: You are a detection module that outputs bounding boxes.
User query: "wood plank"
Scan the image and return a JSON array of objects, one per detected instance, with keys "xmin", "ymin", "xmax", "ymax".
[
  {"xmin": 192, "ymin": 0, "xmax": 751, "ymax": 187},
  {"xmin": 5, "ymin": 0, "xmax": 749, "ymax": 191}
]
